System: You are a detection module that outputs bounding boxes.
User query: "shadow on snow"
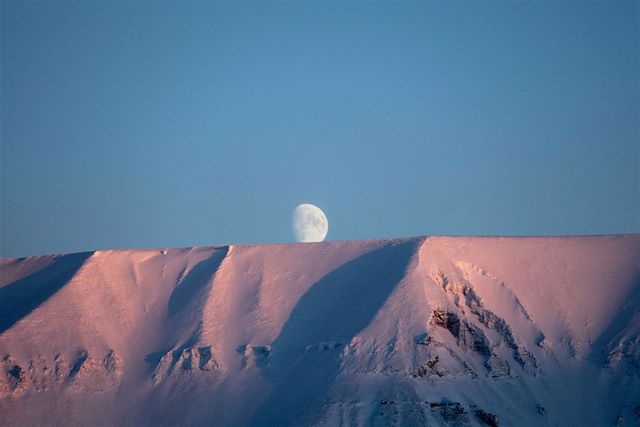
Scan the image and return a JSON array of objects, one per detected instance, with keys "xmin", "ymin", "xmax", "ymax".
[
  {"xmin": 250, "ymin": 239, "xmax": 420, "ymax": 426},
  {"xmin": 0, "ymin": 252, "xmax": 93, "ymax": 335}
]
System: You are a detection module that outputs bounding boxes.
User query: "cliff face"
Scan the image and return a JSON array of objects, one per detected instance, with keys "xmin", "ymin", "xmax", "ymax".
[{"xmin": 1, "ymin": 235, "xmax": 639, "ymax": 426}]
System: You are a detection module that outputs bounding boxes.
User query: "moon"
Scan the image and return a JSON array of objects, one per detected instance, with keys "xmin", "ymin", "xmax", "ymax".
[{"xmin": 292, "ymin": 203, "xmax": 329, "ymax": 243}]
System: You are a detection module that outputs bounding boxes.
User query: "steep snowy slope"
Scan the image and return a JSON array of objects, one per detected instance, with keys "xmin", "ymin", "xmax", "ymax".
[{"xmin": 0, "ymin": 235, "xmax": 639, "ymax": 426}]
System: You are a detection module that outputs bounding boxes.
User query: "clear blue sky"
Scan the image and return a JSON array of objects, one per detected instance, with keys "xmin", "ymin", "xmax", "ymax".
[{"xmin": 1, "ymin": 1, "xmax": 638, "ymax": 257}]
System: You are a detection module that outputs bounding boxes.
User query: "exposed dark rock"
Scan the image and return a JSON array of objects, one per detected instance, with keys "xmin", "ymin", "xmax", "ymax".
[
  {"xmin": 564, "ymin": 339, "xmax": 577, "ymax": 359},
  {"xmin": 152, "ymin": 344, "xmax": 219, "ymax": 383},
  {"xmin": 606, "ymin": 340, "xmax": 640, "ymax": 377},
  {"xmin": 412, "ymin": 356, "xmax": 448, "ymax": 378},
  {"xmin": 431, "ymin": 309, "xmax": 491, "ymax": 358},
  {"xmin": 440, "ymin": 402, "xmax": 468, "ymax": 424},
  {"xmin": 473, "ymin": 308, "xmax": 536, "ymax": 370},
  {"xmin": 434, "ymin": 270, "xmax": 539, "ymax": 375},
  {"xmin": 69, "ymin": 349, "xmax": 89, "ymax": 379},
  {"xmin": 6, "ymin": 365, "xmax": 25, "ymax": 392},
  {"xmin": 426, "ymin": 356, "xmax": 439, "ymax": 369},
  {"xmin": 474, "ymin": 408, "xmax": 499, "ymax": 427},
  {"xmin": 458, "ymin": 322, "xmax": 491, "ymax": 356},
  {"xmin": 536, "ymin": 403, "xmax": 546, "ymax": 416},
  {"xmin": 103, "ymin": 350, "xmax": 119, "ymax": 374},
  {"xmin": 461, "ymin": 285, "xmax": 483, "ymax": 311},
  {"xmin": 432, "ymin": 309, "xmax": 461, "ymax": 338},
  {"xmin": 0, "ymin": 355, "xmax": 29, "ymax": 393},
  {"xmin": 197, "ymin": 347, "xmax": 213, "ymax": 370},
  {"xmin": 433, "ymin": 271, "xmax": 450, "ymax": 289},
  {"xmin": 412, "ymin": 366, "xmax": 427, "ymax": 378},
  {"xmin": 238, "ymin": 344, "xmax": 271, "ymax": 368},
  {"xmin": 428, "ymin": 402, "xmax": 469, "ymax": 425},
  {"xmin": 434, "ymin": 272, "xmax": 483, "ymax": 311},
  {"xmin": 176, "ymin": 346, "xmax": 219, "ymax": 372},
  {"xmin": 53, "ymin": 354, "xmax": 67, "ymax": 383}
]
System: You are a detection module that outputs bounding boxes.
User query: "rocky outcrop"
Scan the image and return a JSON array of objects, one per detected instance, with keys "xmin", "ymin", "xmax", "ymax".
[
  {"xmin": 473, "ymin": 309, "xmax": 537, "ymax": 372},
  {"xmin": 27, "ymin": 356, "xmax": 49, "ymax": 392},
  {"xmin": 69, "ymin": 350, "xmax": 122, "ymax": 391},
  {"xmin": 473, "ymin": 407, "xmax": 499, "ymax": 427},
  {"xmin": 0, "ymin": 236, "xmax": 637, "ymax": 426},
  {"xmin": 430, "ymin": 309, "xmax": 491, "ymax": 357},
  {"xmin": 1, "ymin": 356, "xmax": 26, "ymax": 394},
  {"xmin": 152, "ymin": 345, "xmax": 219, "ymax": 384},
  {"xmin": 1, "ymin": 350, "xmax": 121, "ymax": 395},
  {"xmin": 606, "ymin": 338, "xmax": 640, "ymax": 377},
  {"xmin": 411, "ymin": 355, "xmax": 448, "ymax": 378},
  {"xmin": 429, "ymin": 402, "xmax": 469, "ymax": 426},
  {"xmin": 429, "ymin": 270, "xmax": 539, "ymax": 377},
  {"xmin": 305, "ymin": 341, "xmax": 342, "ymax": 352},
  {"xmin": 238, "ymin": 344, "xmax": 272, "ymax": 368}
]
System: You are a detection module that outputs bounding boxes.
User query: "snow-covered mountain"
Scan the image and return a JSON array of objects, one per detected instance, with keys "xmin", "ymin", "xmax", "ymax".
[{"xmin": 1, "ymin": 235, "xmax": 639, "ymax": 426}]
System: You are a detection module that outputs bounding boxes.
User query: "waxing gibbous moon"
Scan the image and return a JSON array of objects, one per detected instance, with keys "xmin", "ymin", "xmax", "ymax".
[{"xmin": 292, "ymin": 203, "xmax": 329, "ymax": 243}]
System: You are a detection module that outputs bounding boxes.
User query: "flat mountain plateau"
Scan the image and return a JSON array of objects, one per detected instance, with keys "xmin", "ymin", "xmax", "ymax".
[{"xmin": 1, "ymin": 235, "xmax": 639, "ymax": 426}]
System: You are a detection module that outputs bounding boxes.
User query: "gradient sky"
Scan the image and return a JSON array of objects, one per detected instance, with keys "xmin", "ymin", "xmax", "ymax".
[{"xmin": 1, "ymin": 1, "xmax": 638, "ymax": 257}]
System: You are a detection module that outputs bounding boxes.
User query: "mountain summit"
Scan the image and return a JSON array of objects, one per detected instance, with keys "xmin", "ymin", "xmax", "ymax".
[{"xmin": 1, "ymin": 235, "xmax": 639, "ymax": 426}]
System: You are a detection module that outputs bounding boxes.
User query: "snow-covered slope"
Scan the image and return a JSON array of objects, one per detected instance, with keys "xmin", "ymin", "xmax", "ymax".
[{"xmin": 1, "ymin": 235, "xmax": 639, "ymax": 426}]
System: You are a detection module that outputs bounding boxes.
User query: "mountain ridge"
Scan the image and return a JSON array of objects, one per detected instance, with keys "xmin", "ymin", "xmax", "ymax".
[
  {"xmin": 1, "ymin": 235, "xmax": 639, "ymax": 426},
  {"xmin": 5, "ymin": 233, "xmax": 636, "ymax": 260}
]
